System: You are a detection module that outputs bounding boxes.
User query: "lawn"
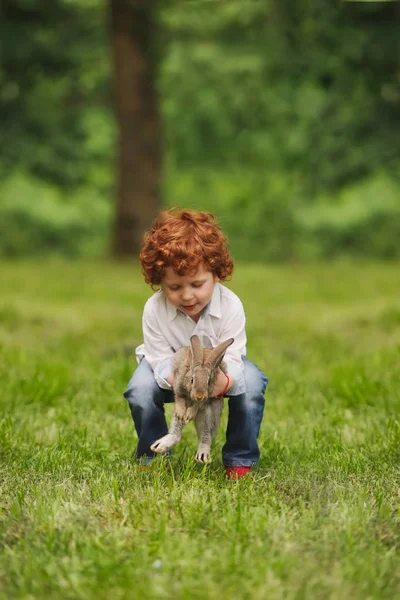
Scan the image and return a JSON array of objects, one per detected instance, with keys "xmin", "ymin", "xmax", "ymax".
[{"xmin": 0, "ymin": 260, "xmax": 399, "ymax": 600}]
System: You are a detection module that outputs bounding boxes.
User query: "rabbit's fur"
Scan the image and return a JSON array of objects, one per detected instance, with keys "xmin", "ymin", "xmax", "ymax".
[{"xmin": 150, "ymin": 335, "xmax": 234, "ymax": 463}]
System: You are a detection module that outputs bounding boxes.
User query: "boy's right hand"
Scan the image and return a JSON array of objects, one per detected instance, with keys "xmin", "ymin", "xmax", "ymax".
[{"xmin": 167, "ymin": 373, "xmax": 174, "ymax": 387}]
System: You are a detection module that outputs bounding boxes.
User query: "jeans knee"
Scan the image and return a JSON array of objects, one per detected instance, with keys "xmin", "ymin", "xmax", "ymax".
[
  {"xmin": 124, "ymin": 381, "xmax": 151, "ymax": 410},
  {"xmin": 254, "ymin": 373, "xmax": 268, "ymax": 397},
  {"xmin": 123, "ymin": 360, "xmax": 160, "ymax": 410},
  {"xmin": 243, "ymin": 358, "xmax": 268, "ymax": 397},
  {"xmin": 235, "ymin": 393, "xmax": 265, "ymax": 414}
]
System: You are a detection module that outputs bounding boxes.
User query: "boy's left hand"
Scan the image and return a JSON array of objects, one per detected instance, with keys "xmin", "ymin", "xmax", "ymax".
[{"xmin": 212, "ymin": 369, "xmax": 231, "ymax": 398}]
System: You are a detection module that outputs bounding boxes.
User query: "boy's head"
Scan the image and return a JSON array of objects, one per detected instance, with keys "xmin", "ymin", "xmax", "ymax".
[{"xmin": 140, "ymin": 209, "xmax": 234, "ymax": 287}]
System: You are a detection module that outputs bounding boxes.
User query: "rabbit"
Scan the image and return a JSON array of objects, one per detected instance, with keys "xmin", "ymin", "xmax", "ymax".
[{"xmin": 150, "ymin": 335, "xmax": 234, "ymax": 463}]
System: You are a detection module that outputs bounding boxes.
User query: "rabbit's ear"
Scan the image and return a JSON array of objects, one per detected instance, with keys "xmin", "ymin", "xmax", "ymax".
[
  {"xmin": 204, "ymin": 338, "xmax": 234, "ymax": 370},
  {"xmin": 190, "ymin": 335, "xmax": 203, "ymax": 368}
]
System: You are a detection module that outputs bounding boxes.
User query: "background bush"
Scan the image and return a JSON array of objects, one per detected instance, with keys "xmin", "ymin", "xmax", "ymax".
[
  {"xmin": 0, "ymin": 0, "xmax": 399, "ymax": 260},
  {"xmin": 0, "ymin": 174, "xmax": 111, "ymax": 258}
]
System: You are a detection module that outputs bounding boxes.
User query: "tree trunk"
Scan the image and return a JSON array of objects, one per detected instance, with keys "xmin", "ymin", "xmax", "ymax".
[{"xmin": 110, "ymin": 0, "xmax": 162, "ymax": 257}]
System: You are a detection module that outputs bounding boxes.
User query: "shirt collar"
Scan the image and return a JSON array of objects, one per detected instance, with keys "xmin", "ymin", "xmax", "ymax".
[
  {"xmin": 165, "ymin": 295, "xmax": 179, "ymax": 321},
  {"xmin": 163, "ymin": 283, "xmax": 222, "ymax": 321},
  {"xmin": 207, "ymin": 282, "xmax": 222, "ymax": 318}
]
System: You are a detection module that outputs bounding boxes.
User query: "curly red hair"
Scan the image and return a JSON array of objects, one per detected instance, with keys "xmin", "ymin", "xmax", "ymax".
[{"xmin": 140, "ymin": 209, "xmax": 234, "ymax": 286}]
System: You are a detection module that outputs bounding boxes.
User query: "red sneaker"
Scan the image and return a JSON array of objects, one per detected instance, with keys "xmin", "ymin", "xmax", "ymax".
[
  {"xmin": 137, "ymin": 461, "xmax": 171, "ymax": 472},
  {"xmin": 225, "ymin": 466, "xmax": 252, "ymax": 480}
]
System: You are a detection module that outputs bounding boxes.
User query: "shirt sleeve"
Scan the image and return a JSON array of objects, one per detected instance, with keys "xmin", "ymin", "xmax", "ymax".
[
  {"xmin": 142, "ymin": 304, "xmax": 174, "ymax": 390},
  {"xmin": 218, "ymin": 298, "xmax": 247, "ymax": 396}
]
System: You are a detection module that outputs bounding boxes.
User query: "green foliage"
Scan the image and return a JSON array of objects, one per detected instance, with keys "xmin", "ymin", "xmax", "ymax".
[
  {"xmin": 0, "ymin": 0, "xmax": 113, "ymax": 187},
  {"xmin": 165, "ymin": 167, "xmax": 400, "ymax": 261},
  {"xmin": 2, "ymin": 0, "xmax": 399, "ymax": 192},
  {"xmin": 0, "ymin": 261, "xmax": 399, "ymax": 598},
  {"xmin": 298, "ymin": 174, "xmax": 400, "ymax": 259},
  {"xmin": 161, "ymin": 0, "xmax": 400, "ymax": 192},
  {"xmin": 1, "ymin": 169, "xmax": 400, "ymax": 260},
  {"xmin": 0, "ymin": 0, "xmax": 399, "ymax": 259},
  {"xmin": 0, "ymin": 173, "xmax": 111, "ymax": 257}
]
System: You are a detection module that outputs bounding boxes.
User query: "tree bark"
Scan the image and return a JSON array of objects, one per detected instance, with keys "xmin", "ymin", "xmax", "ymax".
[{"xmin": 110, "ymin": 0, "xmax": 162, "ymax": 257}]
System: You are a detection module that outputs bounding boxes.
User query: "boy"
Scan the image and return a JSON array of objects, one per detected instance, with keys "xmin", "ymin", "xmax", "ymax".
[{"xmin": 124, "ymin": 209, "xmax": 268, "ymax": 479}]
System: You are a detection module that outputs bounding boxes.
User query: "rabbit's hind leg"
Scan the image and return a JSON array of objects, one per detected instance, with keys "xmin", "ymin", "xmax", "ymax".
[
  {"xmin": 150, "ymin": 416, "xmax": 184, "ymax": 454},
  {"xmin": 194, "ymin": 401, "xmax": 223, "ymax": 463}
]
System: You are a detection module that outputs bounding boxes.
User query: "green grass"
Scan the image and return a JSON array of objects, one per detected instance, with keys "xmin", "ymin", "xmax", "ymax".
[{"xmin": 0, "ymin": 260, "xmax": 399, "ymax": 600}]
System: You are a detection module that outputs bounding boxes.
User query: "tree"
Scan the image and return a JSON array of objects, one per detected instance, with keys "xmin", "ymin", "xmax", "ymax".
[{"xmin": 109, "ymin": 0, "xmax": 162, "ymax": 257}]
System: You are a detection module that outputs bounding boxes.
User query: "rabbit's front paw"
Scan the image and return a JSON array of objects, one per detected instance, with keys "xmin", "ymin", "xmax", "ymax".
[
  {"xmin": 174, "ymin": 404, "xmax": 188, "ymax": 422},
  {"xmin": 183, "ymin": 405, "xmax": 198, "ymax": 423}
]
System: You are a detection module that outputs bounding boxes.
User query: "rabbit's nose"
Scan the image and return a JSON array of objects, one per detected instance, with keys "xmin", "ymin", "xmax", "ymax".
[{"xmin": 192, "ymin": 392, "xmax": 207, "ymax": 402}]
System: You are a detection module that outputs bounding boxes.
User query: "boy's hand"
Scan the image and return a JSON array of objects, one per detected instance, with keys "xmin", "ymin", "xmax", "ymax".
[
  {"xmin": 167, "ymin": 373, "xmax": 174, "ymax": 387},
  {"xmin": 212, "ymin": 369, "xmax": 232, "ymax": 398}
]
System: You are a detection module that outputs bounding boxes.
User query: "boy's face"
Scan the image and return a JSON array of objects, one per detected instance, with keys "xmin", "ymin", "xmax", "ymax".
[{"xmin": 162, "ymin": 264, "xmax": 218, "ymax": 321}]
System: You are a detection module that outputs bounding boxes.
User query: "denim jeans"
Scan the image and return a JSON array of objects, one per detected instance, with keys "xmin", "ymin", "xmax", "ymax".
[{"xmin": 124, "ymin": 357, "xmax": 268, "ymax": 467}]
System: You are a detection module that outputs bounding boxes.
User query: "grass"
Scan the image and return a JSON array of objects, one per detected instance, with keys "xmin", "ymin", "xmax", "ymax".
[{"xmin": 0, "ymin": 259, "xmax": 399, "ymax": 600}]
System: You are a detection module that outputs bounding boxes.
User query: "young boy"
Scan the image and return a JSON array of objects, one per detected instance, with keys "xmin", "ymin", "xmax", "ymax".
[{"xmin": 124, "ymin": 209, "xmax": 268, "ymax": 479}]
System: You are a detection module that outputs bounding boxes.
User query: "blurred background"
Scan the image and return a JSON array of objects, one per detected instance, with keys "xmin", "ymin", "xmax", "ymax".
[{"xmin": 1, "ymin": 0, "xmax": 399, "ymax": 262}]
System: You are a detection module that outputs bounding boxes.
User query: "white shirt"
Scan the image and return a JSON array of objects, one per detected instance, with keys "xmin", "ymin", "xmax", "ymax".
[{"xmin": 135, "ymin": 283, "xmax": 246, "ymax": 395}]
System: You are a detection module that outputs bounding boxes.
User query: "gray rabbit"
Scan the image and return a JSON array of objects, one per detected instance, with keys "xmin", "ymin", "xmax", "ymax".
[{"xmin": 150, "ymin": 335, "xmax": 234, "ymax": 463}]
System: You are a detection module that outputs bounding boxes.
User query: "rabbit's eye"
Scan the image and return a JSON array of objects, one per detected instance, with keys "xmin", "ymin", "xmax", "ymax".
[{"xmin": 191, "ymin": 376, "xmax": 194, "ymax": 385}]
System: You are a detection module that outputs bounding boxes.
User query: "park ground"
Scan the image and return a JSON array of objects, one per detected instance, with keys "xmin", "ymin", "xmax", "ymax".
[{"xmin": 0, "ymin": 260, "xmax": 399, "ymax": 599}]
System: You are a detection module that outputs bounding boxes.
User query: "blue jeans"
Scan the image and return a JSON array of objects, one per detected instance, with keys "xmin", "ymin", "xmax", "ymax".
[{"xmin": 124, "ymin": 357, "xmax": 268, "ymax": 467}]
